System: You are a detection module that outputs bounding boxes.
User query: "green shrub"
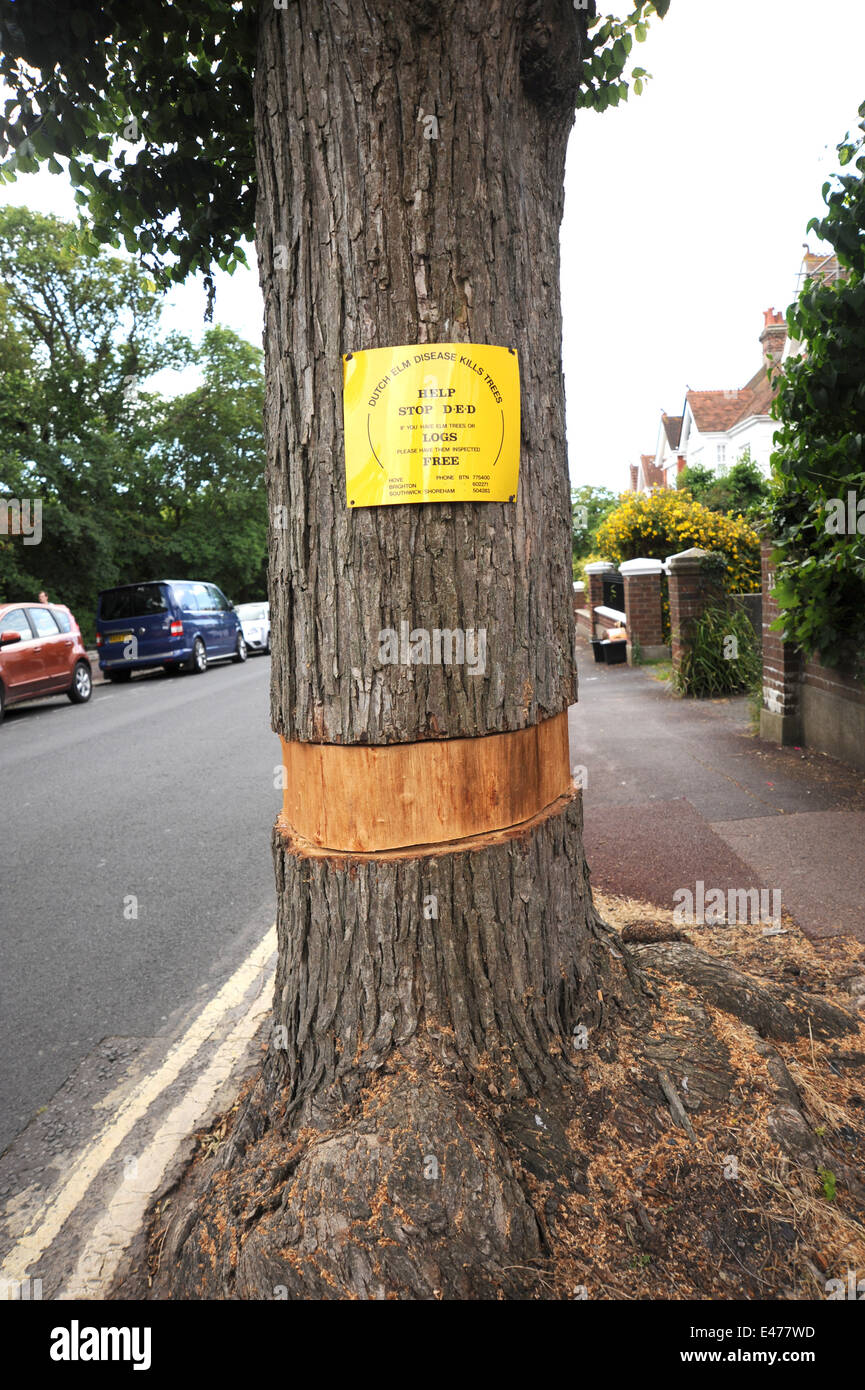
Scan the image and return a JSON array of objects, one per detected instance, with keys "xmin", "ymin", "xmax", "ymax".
[{"xmin": 672, "ymin": 604, "xmax": 762, "ymax": 699}]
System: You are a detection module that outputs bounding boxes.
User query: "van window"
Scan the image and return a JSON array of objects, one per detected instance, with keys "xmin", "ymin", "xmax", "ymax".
[
  {"xmin": 171, "ymin": 582, "xmax": 212, "ymax": 612},
  {"xmin": 100, "ymin": 585, "xmax": 168, "ymax": 621},
  {"xmin": 207, "ymin": 585, "xmax": 231, "ymax": 612}
]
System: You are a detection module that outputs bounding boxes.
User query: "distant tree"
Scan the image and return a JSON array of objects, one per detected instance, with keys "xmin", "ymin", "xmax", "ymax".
[
  {"xmin": 596, "ymin": 487, "xmax": 761, "ymax": 594},
  {"xmin": 675, "ymin": 462, "xmax": 716, "ymax": 504},
  {"xmin": 0, "ymin": 204, "xmax": 178, "ymax": 619},
  {"xmin": 0, "ymin": 207, "xmax": 265, "ymax": 627},
  {"xmin": 571, "ymin": 483, "xmax": 619, "ymax": 569},
  {"xmin": 678, "ymin": 450, "xmax": 769, "ymax": 520},
  {"xmin": 143, "ymin": 327, "xmax": 266, "ymax": 601}
]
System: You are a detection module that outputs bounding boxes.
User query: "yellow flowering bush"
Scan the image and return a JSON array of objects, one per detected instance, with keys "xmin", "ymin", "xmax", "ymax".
[{"xmin": 595, "ymin": 488, "xmax": 761, "ymax": 595}]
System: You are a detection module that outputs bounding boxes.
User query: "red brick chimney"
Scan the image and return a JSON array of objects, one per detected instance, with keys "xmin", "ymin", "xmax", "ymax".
[{"xmin": 760, "ymin": 308, "xmax": 787, "ymax": 370}]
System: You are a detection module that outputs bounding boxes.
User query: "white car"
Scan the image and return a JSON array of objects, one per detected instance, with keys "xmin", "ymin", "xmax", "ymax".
[{"xmin": 235, "ymin": 602, "xmax": 270, "ymax": 655}]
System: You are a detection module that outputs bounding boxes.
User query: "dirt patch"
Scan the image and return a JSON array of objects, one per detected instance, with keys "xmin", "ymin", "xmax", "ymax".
[{"xmin": 115, "ymin": 891, "xmax": 865, "ymax": 1301}]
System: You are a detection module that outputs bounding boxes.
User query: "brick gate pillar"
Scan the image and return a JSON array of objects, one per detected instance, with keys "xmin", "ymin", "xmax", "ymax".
[
  {"xmin": 759, "ymin": 538, "xmax": 801, "ymax": 745},
  {"xmin": 666, "ymin": 547, "xmax": 725, "ymax": 678},
  {"xmin": 584, "ymin": 560, "xmax": 616, "ymax": 615},
  {"xmin": 619, "ymin": 558, "xmax": 668, "ymax": 664}
]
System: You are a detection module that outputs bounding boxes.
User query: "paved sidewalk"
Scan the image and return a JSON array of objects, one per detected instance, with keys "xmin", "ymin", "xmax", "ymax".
[{"xmin": 568, "ymin": 638, "xmax": 865, "ymax": 944}]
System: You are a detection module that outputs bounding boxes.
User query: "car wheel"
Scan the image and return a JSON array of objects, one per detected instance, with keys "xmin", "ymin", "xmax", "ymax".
[
  {"xmin": 68, "ymin": 661, "xmax": 92, "ymax": 704},
  {"xmin": 107, "ymin": 669, "xmax": 132, "ymax": 684},
  {"xmin": 186, "ymin": 637, "xmax": 207, "ymax": 674},
  {"xmin": 233, "ymin": 634, "xmax": 248, "ymax": 664}
]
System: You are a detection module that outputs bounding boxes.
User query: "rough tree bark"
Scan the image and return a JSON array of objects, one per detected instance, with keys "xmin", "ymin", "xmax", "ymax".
[{"xmin": 161, "ymin": 0, "xmax": 646, "ymax": 1300}]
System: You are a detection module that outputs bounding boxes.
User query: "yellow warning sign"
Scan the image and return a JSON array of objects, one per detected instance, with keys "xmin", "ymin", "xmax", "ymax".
[{"xmin": 343, "ymin": 343, "xmax": 520, "ymax": 507}]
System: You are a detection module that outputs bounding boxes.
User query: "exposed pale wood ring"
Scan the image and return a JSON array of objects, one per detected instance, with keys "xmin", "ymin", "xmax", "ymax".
[
  {"xmin": 276, "ymin": 790, "xmax": 580, "ymax": 863},
  {"xmin": 279, "ymin": 711, "xmax": 572, "ymax": 854}
]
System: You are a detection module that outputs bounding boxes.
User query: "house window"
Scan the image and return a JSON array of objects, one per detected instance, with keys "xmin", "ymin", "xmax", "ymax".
[{"xmin": 716, "ymin": 442, "xmax": 727, "ymax": 472}]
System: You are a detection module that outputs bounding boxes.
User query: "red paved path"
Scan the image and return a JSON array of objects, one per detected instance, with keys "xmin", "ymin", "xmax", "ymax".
[{"xmin": 568, "ymin": 638, "xmax": 865, "ymax": 945}]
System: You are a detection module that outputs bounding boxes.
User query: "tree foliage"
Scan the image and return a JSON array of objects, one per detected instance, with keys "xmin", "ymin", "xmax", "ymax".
[
  {"xmin": 677, "ymin": 449, "xmax": 770, "ymax": 521},
  {"xmin": 0, "ymin": 203, "xmax": 178, "ymax": 620},
  {"xmin": 577, "ymin": 0, "xmax": 671, "ymax": 112},
  {"xmin": 0, "ymin": 1, "xmax": 669, "ymax": 307},
  {"xmin": 769, "ymin": 105, "xmax": 865, "ymax": 672},
  {"xmin": 141, "ymin": 326, "xmax": 268, "ymax": 604},
  {"xmin": 0, "ymin": 0, "xmax": 257, "ymax": 307},
  {"xmin": 0, "ymin": 207, "xmax": 266, "ymax": 637},
  {"xmin": 570, "ymin": 482, "xmax": 619, "ymax": 568}
]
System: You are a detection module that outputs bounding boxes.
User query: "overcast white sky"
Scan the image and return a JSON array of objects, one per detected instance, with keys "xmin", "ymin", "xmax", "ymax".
[
  {"xmin": 562, "ymin": 0, "xmax": 865, "ymax": 490},
  {"xmin": 3, "ymin": 0, "xmax": 864, "ymax": 494}
]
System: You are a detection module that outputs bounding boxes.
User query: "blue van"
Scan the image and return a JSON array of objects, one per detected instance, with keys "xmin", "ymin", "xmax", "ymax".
[{"xmin": 96, "ymin": 580, "xmax": 247, "ymax": 682}]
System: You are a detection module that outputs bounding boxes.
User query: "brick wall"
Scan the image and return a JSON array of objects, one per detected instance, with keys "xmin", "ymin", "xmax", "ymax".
[
  {"xmin": 801, "ymin": 660, "xmax": 865, "ymax": 707},
  {"xmin": 594, "ymin": 610, "xmax": 625, "ymax": 635},
  {"xmin": 760, "ymin": 537, "xmax": 865, "ymax": 767}
]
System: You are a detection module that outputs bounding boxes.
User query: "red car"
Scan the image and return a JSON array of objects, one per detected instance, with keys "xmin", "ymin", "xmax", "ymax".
[{"xmin": 0, "ymin": 601, "xmax": 92, "ymax": 722}]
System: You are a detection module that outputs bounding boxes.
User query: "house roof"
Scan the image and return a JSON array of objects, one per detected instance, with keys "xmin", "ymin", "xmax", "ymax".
[
  {"xmin": 740, "ymin": 366, "xmax": 775, "ymax": 420},
  {"xmin": 640, "ymin": 453, "xmax": 665, "ymax": 487},
  {"xmin": 685, "ymin": 390, "xmax": 753, "ymax": 433},
  {"xmin": 662, "ymin": 414, "xmax": 682, "ymax": 449},
  {"xmin": 682, "ymin": 305, "xmax": 789, "ymax": 438},
  {"xmin": 802, "ymin": 251, "xmax": 843, "ymax": 284},
  {"xmin": 686, "ymin": 358, "xmax": 780, "ymax": 434}
]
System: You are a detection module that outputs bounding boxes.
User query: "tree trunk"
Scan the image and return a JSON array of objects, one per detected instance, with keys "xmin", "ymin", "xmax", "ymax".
[
  {"xmin": 163, "ymin": 0, "xmax": 643, "ymax": 1300},
  {"xmin": 262, "ymin": 0, "xmax": 582, "ymax": 745}
]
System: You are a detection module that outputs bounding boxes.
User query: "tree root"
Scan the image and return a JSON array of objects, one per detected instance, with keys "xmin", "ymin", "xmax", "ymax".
[
  {"xmin": 127, "ymin": 914, "xmax": 865, "ymax": 1302},
  {"xmin": 629, "ymin": 940, "xmax": 859, "ymax": 1043}
]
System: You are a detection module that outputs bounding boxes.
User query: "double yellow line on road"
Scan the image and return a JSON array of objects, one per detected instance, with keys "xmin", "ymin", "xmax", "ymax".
[{"xmin": 1, "ymin": 926, "xmax": 276, "ymax": 1298}]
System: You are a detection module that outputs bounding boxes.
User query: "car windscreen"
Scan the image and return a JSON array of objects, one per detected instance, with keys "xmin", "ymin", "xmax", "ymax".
[
  {"xmin": 99, "ymin": 584, "xmax": 168, "ymax": 621},
  {"xmin": 238, "ymin": 604, "xmax": 267, "ymax": 620}
]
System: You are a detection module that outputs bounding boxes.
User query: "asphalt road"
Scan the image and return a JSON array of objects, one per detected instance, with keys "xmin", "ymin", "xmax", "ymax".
[{"xmin": 0, "ymin": 655, "xmax": 281, "ymax": 1156}]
